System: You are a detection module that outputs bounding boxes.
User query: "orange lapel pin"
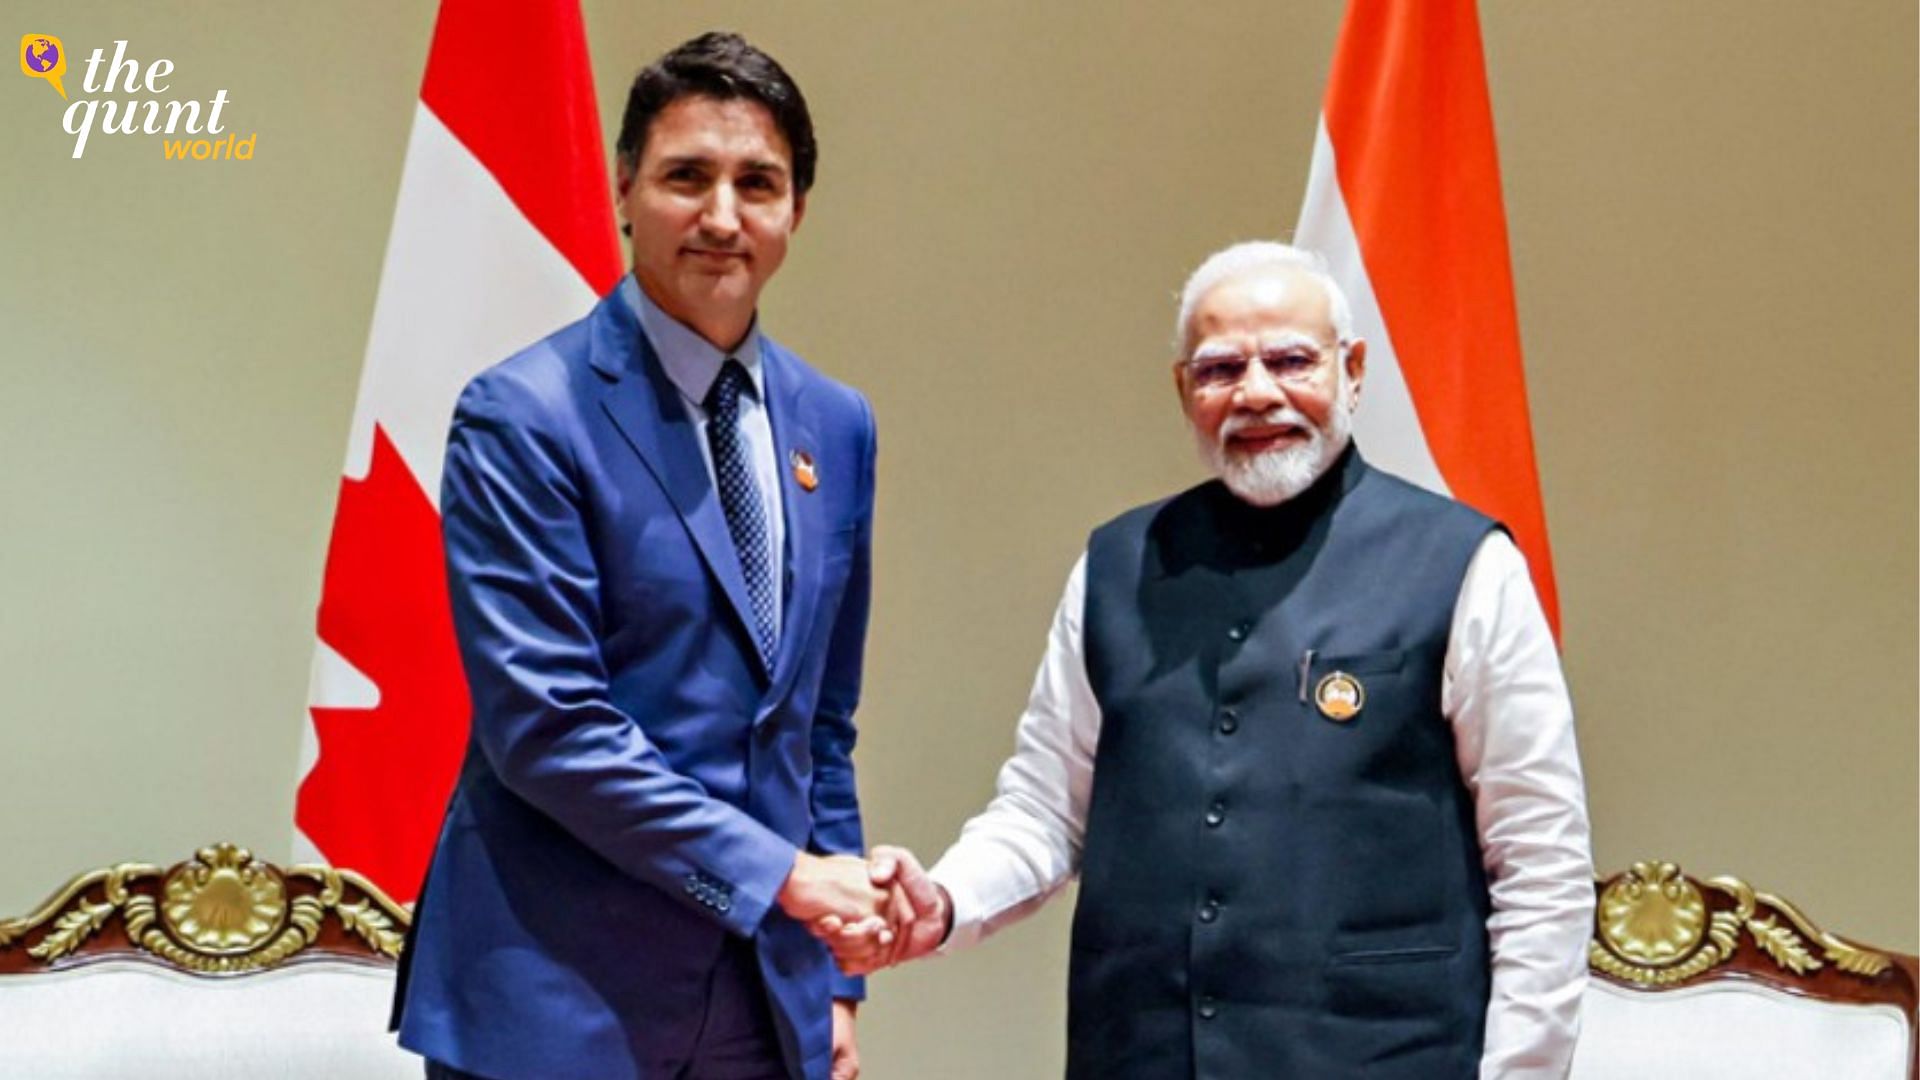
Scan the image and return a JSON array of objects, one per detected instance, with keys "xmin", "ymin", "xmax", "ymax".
[{"xmin": 791, "ymin": 449, "xmax": 818, "ymax": 492}]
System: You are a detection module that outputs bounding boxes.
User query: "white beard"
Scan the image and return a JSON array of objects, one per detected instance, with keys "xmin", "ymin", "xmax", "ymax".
[{"xmin": 1195, "ymin": 388, "xmax": 1354, "ymax": 507}]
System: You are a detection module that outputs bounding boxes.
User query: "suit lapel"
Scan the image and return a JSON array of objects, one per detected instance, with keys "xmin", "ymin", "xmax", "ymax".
[
  {"xmin": 589, "ymin": 291, "xmax": 771, "ymax": 682},
  {"xmin": 761, "ymin": 342, "xmax": 821, "ymax": 719}
]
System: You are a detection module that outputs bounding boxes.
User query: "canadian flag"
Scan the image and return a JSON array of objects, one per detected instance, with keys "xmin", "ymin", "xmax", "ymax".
[
  {"xmin": 1296, "ymin": 0, "xmax": 1560, "ymax": 634},
  {"xmin": 295, "ymin": 0, "xmax": 623, "ymax": 900}
]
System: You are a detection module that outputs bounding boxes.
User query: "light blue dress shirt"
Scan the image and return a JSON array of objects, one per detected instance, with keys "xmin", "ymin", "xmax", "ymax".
[{"xmin": 622, "ymin": 275, "xmax": 785, "ymax": 630}]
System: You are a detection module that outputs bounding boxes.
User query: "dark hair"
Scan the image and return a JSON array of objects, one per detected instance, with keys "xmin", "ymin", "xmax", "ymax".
[{"xmin": 615, "ymin": 31, "xmax": 817, "ymax": 195}]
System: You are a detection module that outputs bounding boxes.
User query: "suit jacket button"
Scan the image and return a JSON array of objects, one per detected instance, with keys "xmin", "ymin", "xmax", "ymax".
[
  {"xmin": 1197, "ymin": 996, "xmax": 1218, "ymax": 1020},
  {"xmin": 717, "ymin": 897, "xmax": 733, "ymax": 914},
  {"xmin": 1226, "ymin": 623, "xmax": 1248, "ymax": 642}
]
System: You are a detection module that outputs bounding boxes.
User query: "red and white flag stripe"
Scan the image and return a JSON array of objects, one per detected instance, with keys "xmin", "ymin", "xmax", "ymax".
[
  {"xmin": 295, "ymin": 0, "xmax": 622, "ymax": 900},
  {"xmin": 1295, "ymin": 0, "xmax": 1560, "ymax": 635}
]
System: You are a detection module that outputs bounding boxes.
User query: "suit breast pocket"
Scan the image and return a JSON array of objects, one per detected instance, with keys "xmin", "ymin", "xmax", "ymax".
[
  {"xmin": 1301, "ymin": 648, "xmax": 1409, "ymax": 727},
  {"xmin": 1296, "ymin": 646, "xmax": 1459, "ymax": 793},
  {"xmin": 1314, "ymin": 648, "xmax": 1408, "ymax": 678},
  {"xmin": 811, "ymin": 525, "xmax": 860, "ymax": 614},
  {"xmin": 821, "ymin": 522, "xmax": 860, "ymax": 563}
]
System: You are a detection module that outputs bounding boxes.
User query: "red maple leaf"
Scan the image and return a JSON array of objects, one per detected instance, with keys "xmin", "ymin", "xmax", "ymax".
[{"xmin": 297, "ymin": 423, "xmax": 468, "ymax": 903}]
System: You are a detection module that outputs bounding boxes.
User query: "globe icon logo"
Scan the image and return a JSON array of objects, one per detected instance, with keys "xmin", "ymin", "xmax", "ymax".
[
  {"xmin": 19, "ymin": 33, "xmax": 67, "ymax": 99},
  {"xmin": 25, "ymin": 37, "xmax": 57, "ymax": 72}
]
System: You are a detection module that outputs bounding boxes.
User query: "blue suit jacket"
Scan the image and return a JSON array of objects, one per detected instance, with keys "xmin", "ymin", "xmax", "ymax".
[{"xmin": 394, "ymin": 283, "xmax": 875, "ymax": 1080}]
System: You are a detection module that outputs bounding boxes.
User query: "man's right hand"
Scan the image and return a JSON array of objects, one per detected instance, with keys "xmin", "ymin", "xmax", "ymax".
[
  {"xmin": 777, "ymin": 852, "xmax": 891, "ymax": 932},
  {"xmin": 812, "ymin": 845, "xmax": 951, "ymax": 975}
]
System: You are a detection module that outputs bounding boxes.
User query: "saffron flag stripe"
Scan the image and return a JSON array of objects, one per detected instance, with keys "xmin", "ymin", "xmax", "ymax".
[
  {"xmin": 1295, "ymin": 117, "xmax": 1451, "ymax": 500},
  {"xmin": 1303, "ymin": 0, "xmax": 1560, "ymax": 633},
  {"xmin": 297, "ymin": 0, "xmax": 620, "ymax": 898}
]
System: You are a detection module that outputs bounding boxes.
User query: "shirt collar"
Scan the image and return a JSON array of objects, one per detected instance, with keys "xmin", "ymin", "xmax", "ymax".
[{"xmin": 620, "ymin": 274, "xmax": 765, "ymax": 407}]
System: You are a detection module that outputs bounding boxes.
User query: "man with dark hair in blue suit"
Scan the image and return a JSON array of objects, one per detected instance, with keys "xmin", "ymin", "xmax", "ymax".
[{"xmin": 395, "ymin": 32, "xmax": 888, "ymax": 1080}]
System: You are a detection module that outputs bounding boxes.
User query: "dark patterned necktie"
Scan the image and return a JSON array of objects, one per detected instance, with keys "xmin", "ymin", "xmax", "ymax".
[{"xmin": 705, "ymin": 360, "xmax": 778, "ymax": 665}]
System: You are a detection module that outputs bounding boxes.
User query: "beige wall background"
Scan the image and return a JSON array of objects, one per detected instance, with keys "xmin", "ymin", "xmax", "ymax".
[{"xmin": 1, "ymin": 1, "xmax": 1913, "ymax": 1074}]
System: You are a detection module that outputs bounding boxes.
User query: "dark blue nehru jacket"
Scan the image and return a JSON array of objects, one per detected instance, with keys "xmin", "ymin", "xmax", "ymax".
[{"xmin": 1071, "ymin": 447, "xmax": 1498, "ymax": 1079}]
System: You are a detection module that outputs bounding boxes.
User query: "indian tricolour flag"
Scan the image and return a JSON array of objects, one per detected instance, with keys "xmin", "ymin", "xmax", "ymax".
[
  {"xmin": 294, "ymin": 0, "xmax": 623, "ymax": 901},
  {"xmin": 1296, "ymin": 0, "xmax": 1560, "ymax": 634}
]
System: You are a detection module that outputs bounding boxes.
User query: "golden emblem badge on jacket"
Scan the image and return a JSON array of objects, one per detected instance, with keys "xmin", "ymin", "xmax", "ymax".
[{"xmin": 1314, "ymin": 671, "xmax": 1364, "ymax": 721}]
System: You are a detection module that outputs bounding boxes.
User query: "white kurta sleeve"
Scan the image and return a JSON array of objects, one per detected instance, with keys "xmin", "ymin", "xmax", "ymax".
[
  {"xmin": 1443, "ymin": 532, "xmax": 1595, "ymax": 1079},
  {"xmin": 930, "ymin": 554, "xmax": 1101, "ymax": 951}
]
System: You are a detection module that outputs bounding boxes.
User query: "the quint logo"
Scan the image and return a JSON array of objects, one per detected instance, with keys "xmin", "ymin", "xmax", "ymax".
[{"xmin": 20, "ymin": 34, "xmax": 256, "ymax": 161}]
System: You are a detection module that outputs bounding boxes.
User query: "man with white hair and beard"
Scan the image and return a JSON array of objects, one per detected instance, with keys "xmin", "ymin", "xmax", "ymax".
[{"xmin": 816, "ymin": 241, "xmax": 1594, "ymax": 1078}]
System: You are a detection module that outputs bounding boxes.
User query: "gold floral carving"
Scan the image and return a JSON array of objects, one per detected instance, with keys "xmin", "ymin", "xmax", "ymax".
[
  {"xmin": 293, "ymin": 867, "xmax": 408, "ymax": 959},
  {"xmin": 0, "ymin": 843, "xmax": 410, "ymax": 975},
  {"xmin": 5, "ymin": 864, "xmax": 164, "ymax": 962},
  {"xmin": 1590, "ymin": 860, "xmax": 1893, "ymax": 986},
  {"xmin": 162, "ymin": 844, "xmax": 288, "ymax": 954},
  {"xmin": 1598, "ymin": 861, "xmax": 1707, "ymax": 965},
  {"xmin": 1753, "ymin": 889, "xmax": 1894, "ymax": 978}
]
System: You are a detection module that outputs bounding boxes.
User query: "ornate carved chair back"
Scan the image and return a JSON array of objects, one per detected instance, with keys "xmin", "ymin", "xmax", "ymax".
[
  {"xmin": 0, "ymin": 843, "xmax": 417, "ymax": 1079},
  {"xmin": 1574, "ymin": 860, "xmax": 1918, "ymax": 1080},
  {"xmin": 0, "ymin": 842, "xmax": 408, "ymax": 973}
]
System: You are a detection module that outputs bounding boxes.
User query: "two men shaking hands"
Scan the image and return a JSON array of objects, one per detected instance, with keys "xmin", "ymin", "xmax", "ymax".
[
  {"xmin": 780, "ymin": 849, "xmax": 948, "ymax": 977},
  {"xmin": 394, "ymin": 25, "xmax": 1594, "ymax": 1080}
]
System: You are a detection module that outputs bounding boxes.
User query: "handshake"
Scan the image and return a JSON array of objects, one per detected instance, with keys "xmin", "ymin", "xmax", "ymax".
[{"xmin": 775, "ymin": 846, "xmax": 950, "ymax": 976}]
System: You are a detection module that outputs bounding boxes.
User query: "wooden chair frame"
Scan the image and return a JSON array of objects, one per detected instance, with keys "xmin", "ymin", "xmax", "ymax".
[
  {"xmin": 0, "ymin": 842, "xmax": 409, "ymax": 976},
  {"xmin": 1589, "ymin": 859, "xmax": 1918, "ymax": 1078}
]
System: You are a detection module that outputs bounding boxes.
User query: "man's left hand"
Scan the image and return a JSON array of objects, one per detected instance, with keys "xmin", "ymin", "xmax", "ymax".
[{"xmin": 831, "ymin": 998, "xmax": 859, "ymax": 1080}]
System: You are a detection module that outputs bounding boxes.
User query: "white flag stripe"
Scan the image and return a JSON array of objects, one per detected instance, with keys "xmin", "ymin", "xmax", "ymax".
[
  {"xmin": 292, "ymin": 633, "xmax": 372, "ymax": 863},
  {"xmin": 299, "ymin": 101, "xmax": 605, "ymax": 860},
  {"xmin": 306, "ymin": 636, "xmax": 381, "ymax": 713},
  {"xmin": 1294, "ymin": 116, "xmax": 1451, "ymax": 499},
  {"xmin": 341, "ymin": 103, "xmax": 600, "ymax": 496},
  {"xmin": 291, "ymin": 830, "xmax": 324, "ymax": 866}
]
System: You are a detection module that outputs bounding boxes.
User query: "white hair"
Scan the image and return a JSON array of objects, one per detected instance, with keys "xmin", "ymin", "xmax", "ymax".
[{"xmin": 1173, "ymin": 241, "xmax": 1356, "ymax": 357}]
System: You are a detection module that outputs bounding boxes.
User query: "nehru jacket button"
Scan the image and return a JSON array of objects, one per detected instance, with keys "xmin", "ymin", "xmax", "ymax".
[
  {"xmin": 1205, "ymin": 802, "xmax": 1226, "ymax": 827},
  {"xmin": 1198, "ymin": 996, "xmax": 1218, "ymax": 1020},
  {"xmin": 1218, "ymin": 709, "xmax": 1239, "ymax": 734}
]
